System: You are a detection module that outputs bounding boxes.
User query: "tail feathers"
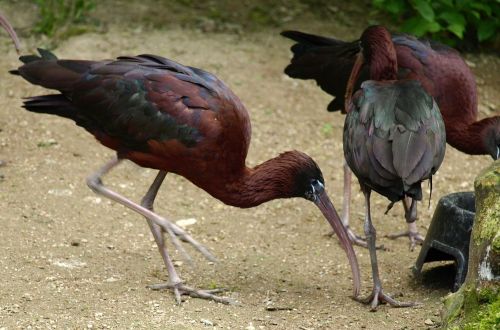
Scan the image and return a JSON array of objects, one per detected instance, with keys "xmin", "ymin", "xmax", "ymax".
[
  {"xmin": 281, "ymin": 30, "xmax": 362, "ymax": 113},
  {"xmin": 8, "ymin": 49, "xmax": 55, "ymax": 75},
  {"xmin": 20, "ymin": 48, "xmax": 58, "ymax": 63},
  {"xmin": 12, "ymin": 48, "xmax": 92, "ymax": 92},
  {"xmin": 22, "ymin": 94, "xmax": 77, "ymax": 121},
  {"xmin": 281, "ymin": 30, "xmax": 344, "ymax": 46}
]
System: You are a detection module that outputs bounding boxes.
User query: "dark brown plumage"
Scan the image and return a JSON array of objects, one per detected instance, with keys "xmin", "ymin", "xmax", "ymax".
[
  {"xmin": 342, "ymin": 26, "xmax": 446, "ymax": 310},
  {"xmin": 12, "ymin": 49, "xmax": 361, "ymax": 304},
  {"xmin": 282, "ymin": 25, "xmax": 499, "ymax": 248},
  {"xmin": 281, "ymin": 28, "xmax": 499, "ymax": 159}
]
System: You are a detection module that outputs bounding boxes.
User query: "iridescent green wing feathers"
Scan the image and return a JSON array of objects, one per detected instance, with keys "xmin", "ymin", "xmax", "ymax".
[{"xmin": 344, "ymin": 80, "xmax": 445, "ymax": 201}]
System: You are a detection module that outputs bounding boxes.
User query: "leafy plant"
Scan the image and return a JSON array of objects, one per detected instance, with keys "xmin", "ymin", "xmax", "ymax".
[
  {"xmin": 372, "ymin": 0, "xmax": 499, "ymax": 48},
  {"xmin": 34, "ymin": 0, "xmax": 96, "ymax": 39}
]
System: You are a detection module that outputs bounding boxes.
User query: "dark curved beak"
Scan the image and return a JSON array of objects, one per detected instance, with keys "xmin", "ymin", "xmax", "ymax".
[
  {"xmin": 344, "ymin": 52, "xmax": 364, "ymax": 113},
  {"xmin": 0, "ymin": 13, "xmax": 21, "ymax": 54},
  {"xmin": 314, "ymin": 189, "xmax": 361, "ymax": 297}
]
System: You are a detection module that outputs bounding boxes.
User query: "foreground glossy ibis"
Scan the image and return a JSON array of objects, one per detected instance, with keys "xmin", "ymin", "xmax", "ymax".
[
  {"xmin": 282, "ymin": 26, "xmax": 500, "ymax": 249},
  {"xmin": 0, "ymin": 12, "xmax": 20, "ymax": 53},
  {"xmin": 342, "ymin": 26, "xmax": 446, "ymax": 310},
  {"xmin": 12, "ymin": 49, "xmax": 360, "ymax": 304}
]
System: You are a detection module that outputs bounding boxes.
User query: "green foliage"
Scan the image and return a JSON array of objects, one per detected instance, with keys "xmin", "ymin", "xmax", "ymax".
[
  {"xmin": 372, "ymin": 0, "xmax": 499, "ymax": 48},
  {"xmin": 463, "ymin": 292, "xmax": 500, "ymax": 330},
  {"xmin": 34, "ymin": 0, "xmax": 96, "ymax": 38}
]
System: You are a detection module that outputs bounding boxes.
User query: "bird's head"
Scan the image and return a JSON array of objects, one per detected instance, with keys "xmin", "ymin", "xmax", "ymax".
[
  {"xmin": 344, "ymin": 25, "xmax": 397, "ymax": 112},
  {"xmin": 271, "ymin": 151, "xmax": 361, "ymax": 296},
  {"xmin": 482, "ymin": 117, "xmax": 500, "ymax": 160}
]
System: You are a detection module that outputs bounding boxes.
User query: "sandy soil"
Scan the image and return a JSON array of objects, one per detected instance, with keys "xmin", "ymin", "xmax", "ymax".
[{"xmin": 0, "ymin": 7, "xmax": 499, "ymax": 330}]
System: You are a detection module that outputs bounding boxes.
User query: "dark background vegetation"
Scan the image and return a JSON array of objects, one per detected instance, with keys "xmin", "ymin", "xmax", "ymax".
[{"xmin": 13, "ymin": 0, "xmax": 500, "ymax": 51}]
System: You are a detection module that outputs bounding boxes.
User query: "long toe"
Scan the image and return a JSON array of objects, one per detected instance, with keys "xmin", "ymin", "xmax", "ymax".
[
  {"xmin": 409, "ymin": 232, "xmax": 425, "ymax": 251},
  {"xmin": 170, "ymin": 223, "xmax": 217, "ymax": 262},
  {"xmin": 148, "ymin": 282, "xmax": 236, "ymax": 305},
  {"xmin": 329, "ymin": 227, "xmax": 385, "ymax": 250},
  {"xmin": 386, "ymin": 230, "xmax": 425, "ymax": 251},
  {"xmin": 347, "ymin": 226, "xmax": 368, "ymax": 248},
  {"xmin": 355, "ymin": 288, "xmax": 417, "ymax": 311}
]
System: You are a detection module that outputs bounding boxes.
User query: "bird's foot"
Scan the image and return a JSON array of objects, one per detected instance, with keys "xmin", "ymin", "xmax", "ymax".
[
  {"xmin": 148, "ymin": 282, "xmax": 236, "ymax": 305},
  {"xmin": 346, "ymin": 227, "xmax": 369, "ymax": 248},
  {"xmin": 385, "ymin": 230, "xmax": 424, "ymax": 251},
  {"xmin": 328, "ymin": 226, "xmax": 385, "ymax": 250},
  {"xmin": 355, "ymin": 286, "xmax": 417, "ymax": 311},
  {"xmin": 167, "ymin": 221, "xmax": 217, "ymax": 263}
]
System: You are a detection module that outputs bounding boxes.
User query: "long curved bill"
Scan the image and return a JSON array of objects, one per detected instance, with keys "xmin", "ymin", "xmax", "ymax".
[
  {"xmin": 344, "ymin": 52, "xmax": 364, "ymax": 113},
  {"xmin": 0, "ymin": 13, "xmax": 21, "ymax": 54},
  {"xmin": 315, "ymin": 190, "xmax": 361, "ymax": 297}
]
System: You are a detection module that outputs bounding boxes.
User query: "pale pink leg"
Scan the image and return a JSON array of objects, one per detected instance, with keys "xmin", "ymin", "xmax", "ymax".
[
  {"xmin": 386, "ymin": 197, "xmax": 424, "ymax": 251},
  {"xmin": 86, "ymin": 157, "xmax": 234, "ymax": 304}
]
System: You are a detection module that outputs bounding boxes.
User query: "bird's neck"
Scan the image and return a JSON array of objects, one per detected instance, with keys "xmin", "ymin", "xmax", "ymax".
[
  {"xmin": 367, "ymin": 35, "xmax": 398, "ymax": 81},
  {"xmin": 203, "ymin": 153, "xmax": 301, "ymax": 208},
  {"xmin": 445, "ymin": 117, "xmax": 497, "ymax": 155}
]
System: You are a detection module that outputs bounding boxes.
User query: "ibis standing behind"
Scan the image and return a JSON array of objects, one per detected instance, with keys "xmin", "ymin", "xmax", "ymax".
[
  {"xmin": 281, "ymin": 26, "xmax": 499, "ymax": 248},
  {"xmin": 12, "ymin": 49, "xmax": 360, "ymax": 304},
  {"xmin": 342, "ymin": 26, "xmax": 446, "ymax": 310}
]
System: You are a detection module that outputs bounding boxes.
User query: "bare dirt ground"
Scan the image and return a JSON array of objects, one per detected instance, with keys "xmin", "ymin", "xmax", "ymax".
[{"xmin": 0, "ymin": 3, "xmax": 499, "ymax": 329}]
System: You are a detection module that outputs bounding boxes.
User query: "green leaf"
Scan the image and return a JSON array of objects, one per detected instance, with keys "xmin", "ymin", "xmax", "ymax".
[
  {"xmin": 439, "ymin": 11, "xmax": 466, "ymax": 26},
  {"xmin": 440, "ymin": 0, "xmax": 453, "ymax": 7},
  {"xmin": 468, "ymin": 10, "xmax": 481, "ymax": 20},
  {"xmin": 469, "ymin": 2, "xmax": 492, "ymax": 15},
  {"xmin": 411, "ymin": 0, "xmax": 435, "ymax": 22},
  {"xmin": 402, "ymin": 16, "xmax": 441, "ymax": 36},
  {"xmin": 447, "ymin": 23, "xmax": 465, "ymax": 38},
  {"xmin": 477, "ymin": 21, "xmax": 497, "ymax": 41},
  {"xmin": 427, "ymin": 20, "xmax": 441, "ymax": 33},
  {"xmin": 373, "ymin": 0, "xmax": 408, "ymax": 15}
]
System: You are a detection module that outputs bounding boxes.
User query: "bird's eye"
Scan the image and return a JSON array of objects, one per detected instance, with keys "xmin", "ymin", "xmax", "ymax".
[
  {"xmin": 311, "ymin": 179, "xmax": 324, "ymax": 192},
  {"xmin": 305, "ymin": 179, "xmax": 324, "ymax": 202}
]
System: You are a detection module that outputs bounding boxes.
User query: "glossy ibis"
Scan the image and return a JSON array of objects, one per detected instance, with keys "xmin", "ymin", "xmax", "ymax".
[
  {"xmin": 0, "ymin": 12, "xmax": 20, "ymax": 53},
  {"xmin": 342, "ymin": 26, "xmax": 446, "ymax": 310},
  {"xmin": 12, "ymin": 49, "xmax": 360, "ymax": 304},
  {"xmin": 282, "ymin": 26, "xmax": 500, "ymax": 249}
]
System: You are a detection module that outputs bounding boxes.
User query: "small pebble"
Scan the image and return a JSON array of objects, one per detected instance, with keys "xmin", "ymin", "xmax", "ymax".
[
  {"xmin": 176, "ymin": 218, "xmax": 197, "ymax": 228},
  {"xmin": 424, "ymin": 318, "xmax": 434, "ymax": 325},
  {"xmin": 200, "ymin": 319, "xmax": 213, "ymax": 326}
]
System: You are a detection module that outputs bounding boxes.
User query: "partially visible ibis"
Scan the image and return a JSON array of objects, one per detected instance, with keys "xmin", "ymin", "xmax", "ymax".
[
  {"xmin": 11, "ymin": 49, "xmax": 360, "ymax": 304},
  {"xmin": 0, "ymin": 12, "xmax": 20, "ymax": 53},
  {"xmin": 281, "ymin": 26, "xmax": 499, "ymax": 249},
  {"xmin": 342, "ymin": 26, "xmax": 446, "ymax": 310}
]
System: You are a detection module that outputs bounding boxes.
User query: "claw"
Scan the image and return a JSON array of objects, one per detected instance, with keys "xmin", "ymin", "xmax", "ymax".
[
  {"xmin": 328, "ymin": 226, "xmax": 385, "ymax": 250},
  {"xmin": 386, "ymin": 230, "xmax": 424, "ymax": 251},
  {"xmin": 355, "ymin": 286, "xmax": 417, "ymax": 311},
  {"xmin": 170, "ymin": 222, "xmax": 217, "ymax": 262},
  {"xmin": 148, "ymin": 282, "xmax": 236, "ymax": 305}
]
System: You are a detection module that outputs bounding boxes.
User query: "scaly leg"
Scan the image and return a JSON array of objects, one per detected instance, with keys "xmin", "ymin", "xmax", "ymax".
[
  {"xmin": 140, "ymin": 170, "xmax": 233, "ymax": 304},
  {"xmin": 86, "ymin": 157, "xmax": 233, "ymax": 304},
  {"xmin": 386, "ymin": 197, "xmax": 424, "ymax": 251},
  {"xmin": 355, "ymin": 185, "xmax": 416, "ymax": 311}
]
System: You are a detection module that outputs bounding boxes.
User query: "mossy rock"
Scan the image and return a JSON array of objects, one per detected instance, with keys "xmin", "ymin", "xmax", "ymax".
[{"xmin": 441, "ymin": 160, "xmax": 500, "ymax": 329}]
